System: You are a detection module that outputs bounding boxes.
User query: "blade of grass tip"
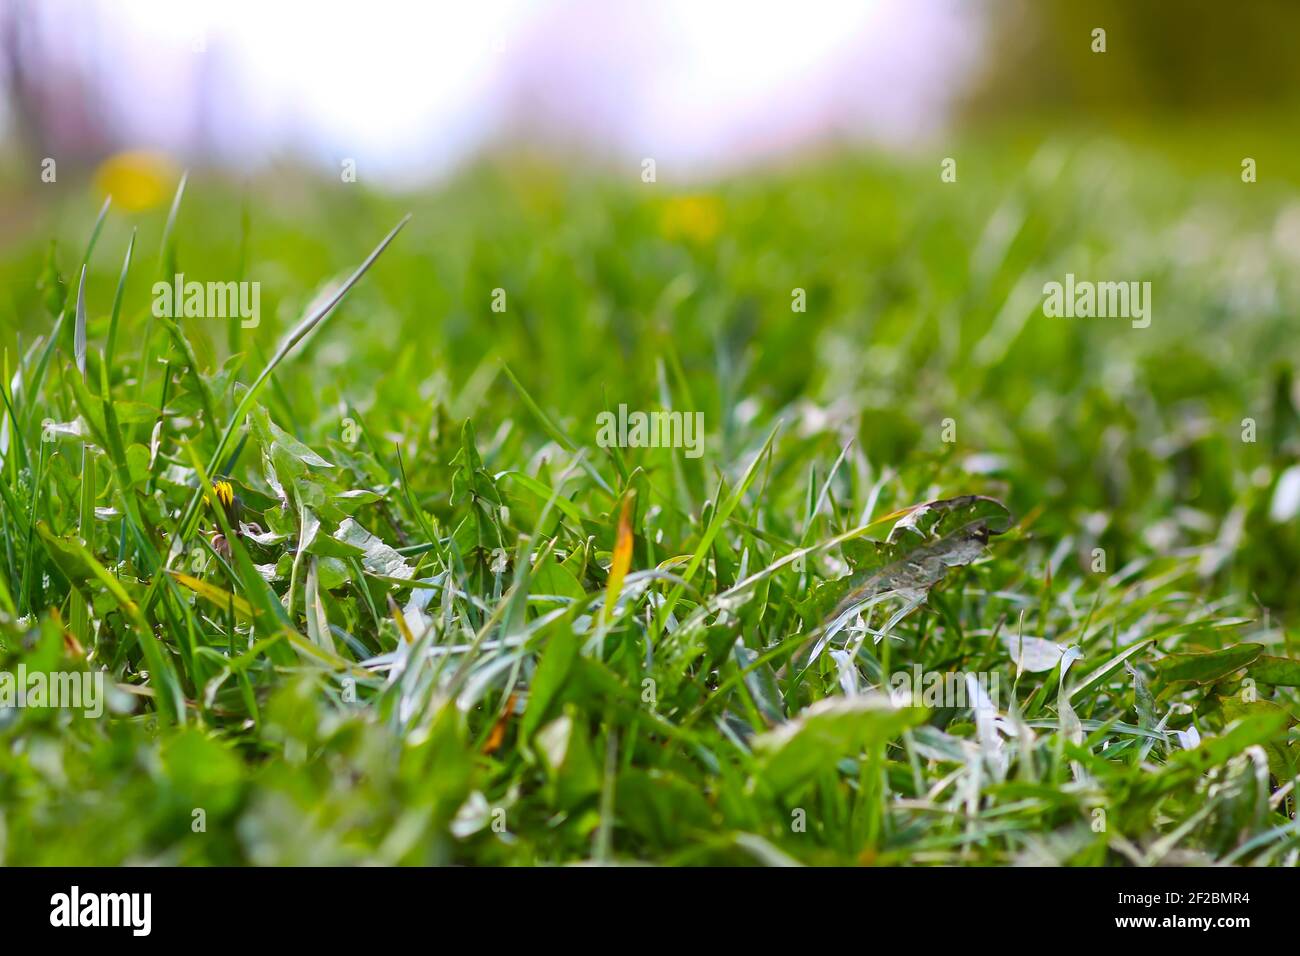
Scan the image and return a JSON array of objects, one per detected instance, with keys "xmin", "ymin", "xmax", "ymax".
[
  {"xmin": 501, "ymin": 363, "xmax": 576, "ymax": 452},
  {"xmin": 148, "ymin": 215, "xmax": 412, "ymax": 613},
  {"xmin": 395, "ymin": 442, "xmax": 438, "ymax": 545},
  {"xmin": 15, "ymin": 192, "xmax": 102, "ymax": 424},
  {"xmin": 205, "ymin": 213, "xmax": 411, "ymax": 483},
  {"xmin": 22, "ymin": 196, "xmax": 107, "ymax": 426},
  {"xmin": 136, "ymin": 170, "xmax": 188, "ymax": 400},
  {"xmin": 103, "ymin": 229, "xmax": 135, "ymax": 369},
  {"xmin": 502, "ymin": 364, "xmax": 615, "ymax": 497},
  {"xmin": 800, "ymin": 439, "xmax": 854, "ymax": 548},
  {"xmin": 158, "ymin": 169, "xmax": 189, "ymax": 268},
  {"xmin": 61, "ymin": 196, "xmax": 112, "ymax": 370},
  {"xmin": 21, "ymin": 305, "xmax": 66, "ymax": 436},
  {"xmin": 261, "ymin": 213, "xmax": 412, "ymax": 376},
  {"xmin": 74, "ymin": 265, "xmax": 88, "ymax": 377},
  {"xmin": 81, "ymin": 195, "xmax": 112, "ymax": 270}
]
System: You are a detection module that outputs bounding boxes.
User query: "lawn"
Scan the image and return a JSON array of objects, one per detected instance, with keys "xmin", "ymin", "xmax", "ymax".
[{"xmin": 0, "ymin": 137, "xmax": 1297, "ymax": 865}]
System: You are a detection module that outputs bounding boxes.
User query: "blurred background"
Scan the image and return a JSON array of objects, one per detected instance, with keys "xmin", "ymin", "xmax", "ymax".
[
  {"xmin": 3, "ymin": 0, "xmax": 1300, "ymax": 187},
  {"xmin": 0, "ymin": 0, "xmax": 974, "ymax": 180}
]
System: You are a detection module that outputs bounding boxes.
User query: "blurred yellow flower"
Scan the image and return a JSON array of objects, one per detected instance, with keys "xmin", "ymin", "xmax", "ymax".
[
  {"xmin": 93, "ymin": 150, "xmax": 179, "ymax": 212},
  {"xmin": 659, "ymin": 194, "xmax": 723, "ymax": 244}
]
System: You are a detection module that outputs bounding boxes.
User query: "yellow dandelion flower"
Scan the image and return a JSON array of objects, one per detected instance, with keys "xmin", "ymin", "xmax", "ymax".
[
  {"xmin": 93, "ymin": 150, "xmax": 178, "ymax": 213},
  {"xmin": 659, "ymin": 194, "xmax": 723, "ymax": 245},
  {"xmin": 212, "ymin": 480, "xmax": 235, "ymax": 510}
]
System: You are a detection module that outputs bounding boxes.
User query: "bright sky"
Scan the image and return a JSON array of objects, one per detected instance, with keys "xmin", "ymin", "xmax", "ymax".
[{"xmin": 14, "ymin": 0, "xmax": 976, "ymax": 182}]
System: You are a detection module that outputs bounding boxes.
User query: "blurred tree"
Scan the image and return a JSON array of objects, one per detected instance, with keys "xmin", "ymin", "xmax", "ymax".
[
  {"xmin": 962, "ymin": 0, "xmax": 1300, "ymax": 123},
  {"xmin": 0, "ymin": 0, "xmax": 113, "ymax": 167}
]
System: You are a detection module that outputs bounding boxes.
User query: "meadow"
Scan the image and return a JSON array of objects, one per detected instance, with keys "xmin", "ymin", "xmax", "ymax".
[{"xmin": 0, "ymin": 135, "xmax": 1297, "ymax": 865}]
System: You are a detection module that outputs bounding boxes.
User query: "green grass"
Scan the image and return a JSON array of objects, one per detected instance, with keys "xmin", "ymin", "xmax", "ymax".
[{"xmin": 0, "ymin": 137, "xmax": 1298, "ymax": 865}]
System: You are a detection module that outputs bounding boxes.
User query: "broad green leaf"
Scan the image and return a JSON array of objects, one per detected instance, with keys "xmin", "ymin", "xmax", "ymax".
[
  {"xmin": 1154, "ymin": 643, "xmax": 1264, "ymax": 685},
  {"xmin": 1246, "ymin": 654, "xmax": 1300, "ymax": 687}
]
